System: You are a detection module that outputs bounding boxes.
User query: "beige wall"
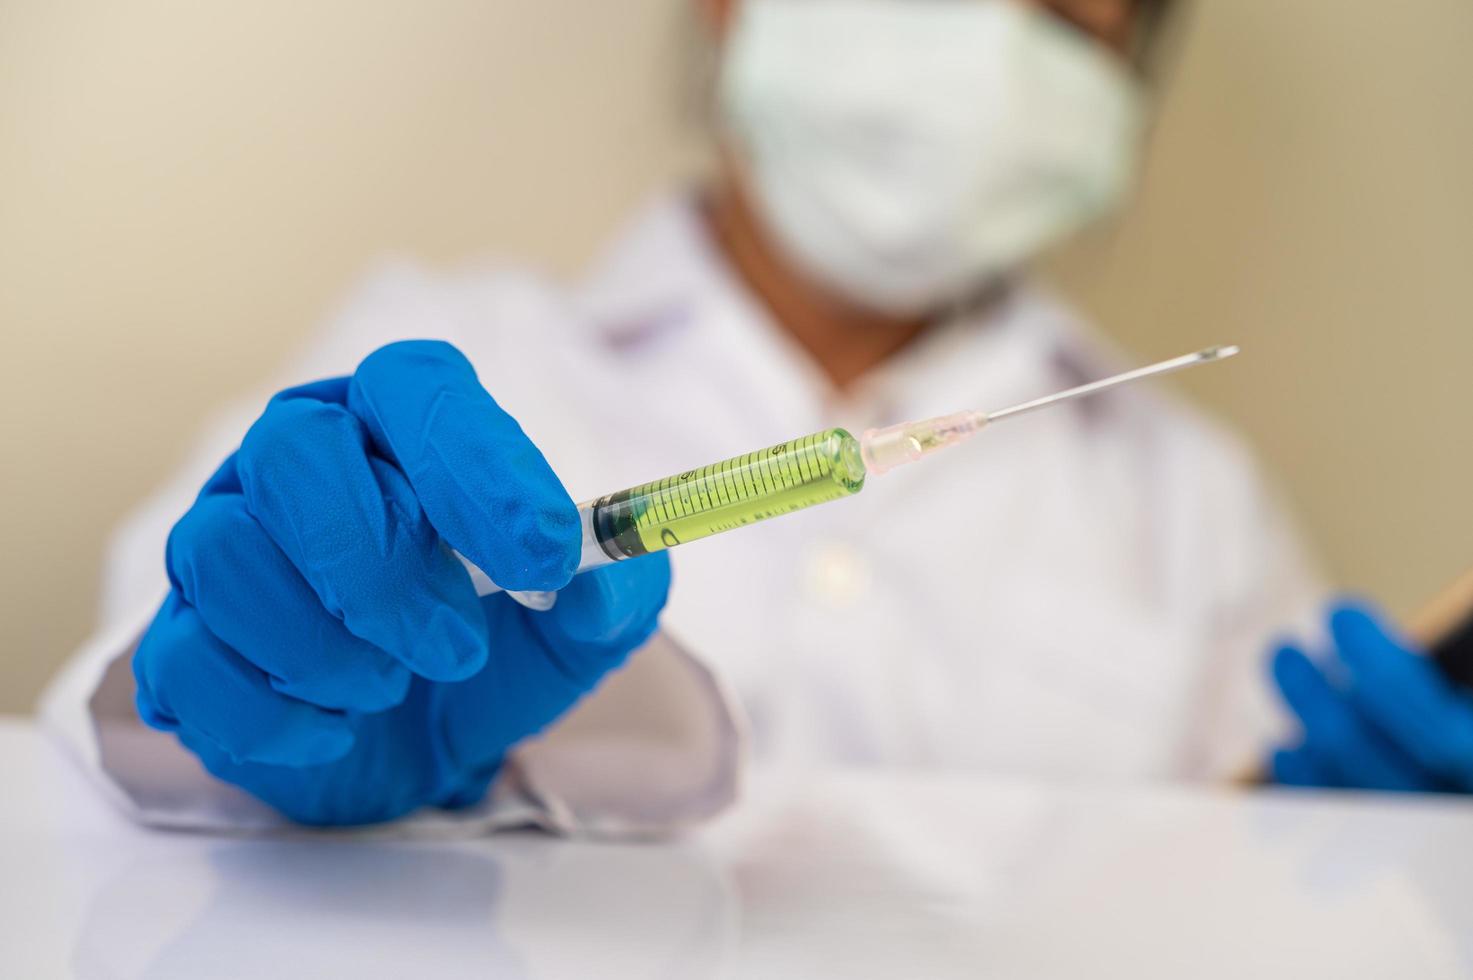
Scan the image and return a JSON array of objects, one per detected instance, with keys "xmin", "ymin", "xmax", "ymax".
[{"xmin": 1, "ymin": 0, "xmax": 1468, "ymax": 713}]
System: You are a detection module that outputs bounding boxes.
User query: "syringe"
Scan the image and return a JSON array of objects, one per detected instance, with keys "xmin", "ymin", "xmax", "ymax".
[{"xmin": 464, "ymin": 345, "xmax": 1239, "ymax": 608}]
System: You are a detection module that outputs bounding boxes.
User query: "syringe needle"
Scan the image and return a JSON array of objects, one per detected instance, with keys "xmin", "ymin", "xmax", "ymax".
[
  {"xmin": 984, "ymin": 345, "xmax": 1240, "ymax": 424},
  {"xmin": 860, "ymin": 345, "xmax": 1240, "ymax": 475}
]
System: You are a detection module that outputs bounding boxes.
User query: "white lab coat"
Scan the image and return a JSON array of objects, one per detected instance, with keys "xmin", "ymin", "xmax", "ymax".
[{"xmin": 41, "ymin": 195, "xmax": 1324, "ymax": 836}]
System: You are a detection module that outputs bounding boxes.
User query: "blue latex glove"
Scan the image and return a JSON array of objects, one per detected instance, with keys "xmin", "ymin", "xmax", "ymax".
[
  {"xmin": 1268, "ymin": 600, "xmax": 1473, "ymax": 793},
  {"xmin": 133, "ymin": 340, "xmax": 670, "ymax": 826}
]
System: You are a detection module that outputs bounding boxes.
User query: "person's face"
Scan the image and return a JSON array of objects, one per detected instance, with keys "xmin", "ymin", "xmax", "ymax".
[
  {"xmin": 703, "ymin": 0, "xmax": 1146, "ymax": 60},
  {"xmin": 706, "ymin": 0, "xmax": 1153, "ymax": 316}
]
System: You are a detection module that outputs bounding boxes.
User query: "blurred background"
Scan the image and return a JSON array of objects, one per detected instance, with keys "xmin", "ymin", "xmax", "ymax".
[{"xmin": 1, "ymin": 0, "xmax": 1469, "ymax": 714}]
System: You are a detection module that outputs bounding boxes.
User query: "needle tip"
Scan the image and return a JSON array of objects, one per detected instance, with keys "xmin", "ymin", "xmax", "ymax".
[{"xmin": 1199, "ymin": 344, "xmax": 1241, "ymax": 361}]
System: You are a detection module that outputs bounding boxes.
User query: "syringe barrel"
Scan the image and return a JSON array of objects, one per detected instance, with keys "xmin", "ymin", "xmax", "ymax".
[{"xmin": 464, "ymin": 428, "xmax": 866, "ymax": 606}]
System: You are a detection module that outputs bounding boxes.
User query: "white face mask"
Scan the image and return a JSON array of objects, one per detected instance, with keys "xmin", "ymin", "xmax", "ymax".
[{"xmin": 717, "ymin": 0, "xmax": 1146, "ymax": 315}]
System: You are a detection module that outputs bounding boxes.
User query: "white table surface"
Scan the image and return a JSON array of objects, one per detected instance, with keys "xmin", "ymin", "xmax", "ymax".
[{"xmin": 4, "ymin": 717, "xmax": 1472, "ymax": 979}]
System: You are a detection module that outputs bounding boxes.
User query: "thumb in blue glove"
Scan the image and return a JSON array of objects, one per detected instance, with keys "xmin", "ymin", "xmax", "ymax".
[{"xmin": 1268, "ymin": 599, "xmax": 1473, "ymax": 793}]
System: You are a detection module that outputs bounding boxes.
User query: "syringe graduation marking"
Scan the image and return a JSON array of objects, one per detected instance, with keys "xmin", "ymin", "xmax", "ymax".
[{"xmin": 598, "ymin": 431, "xmax": 855, "ymax": 556}]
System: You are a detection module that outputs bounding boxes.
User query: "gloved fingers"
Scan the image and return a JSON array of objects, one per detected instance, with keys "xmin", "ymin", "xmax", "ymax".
[
  {"xmin": 194, "ymin": 377, "xmax": 353, "ymax": 501},
  {"xmin": 347, "ymin": 340, "xmax": 581, "ymax": 592},
  {"xmin": 133, "ymin": 593, "xmax": 356, "ymax": 767},
  {"xmin": 174, "ymin": 716, "xmax": 436, "ymax": 828},
  {"xmin": 171, "ymin": 728, "xmax": 334, "ymax": 825},
  {"xmin": 1270, "ymin": 644, "xmax": 1439, "ymax": 792},
  {"xmin": 199, "ymin": 451, "xmax": 245, "ymax": 496},
  {"xmin": 166, "ymin": 493, "xmax": 411, "ymax": 713},
  {"xmin": 1330, "ymin": 601, "xmax": 1473, "ymax": 788},
  {"xmin": 236, "ymin": 393, "xmax": 489, "ymax": 682},
  {"xmin": 439, "ymin": 554, "xmax": 670, "ymax": 770},
  {"xmin": 1270, "ymin": 746, "xmax": 1341, "ymax": 788}
]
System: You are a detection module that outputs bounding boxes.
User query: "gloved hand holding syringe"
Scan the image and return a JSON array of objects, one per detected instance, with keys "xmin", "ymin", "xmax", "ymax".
[{"xmin": 467, "ymin": 346, "xmax": 1240, "ymax": 609}]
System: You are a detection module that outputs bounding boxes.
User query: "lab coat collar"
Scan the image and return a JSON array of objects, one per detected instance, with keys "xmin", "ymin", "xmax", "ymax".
[{"xmin": 571, "ymin": 192, "xmax": 1129, "ymax": 436}]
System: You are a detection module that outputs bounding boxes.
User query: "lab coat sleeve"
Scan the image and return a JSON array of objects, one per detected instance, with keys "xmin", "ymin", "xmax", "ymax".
[{"xmin": 37, "ymin": 262, "xmax": 743, "ymax": 838}]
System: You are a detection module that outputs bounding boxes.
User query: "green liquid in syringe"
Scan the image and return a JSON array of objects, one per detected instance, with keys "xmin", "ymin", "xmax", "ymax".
[{"xmin": 590, "ymin": 428, "xmax": 867, "ymax": 559}]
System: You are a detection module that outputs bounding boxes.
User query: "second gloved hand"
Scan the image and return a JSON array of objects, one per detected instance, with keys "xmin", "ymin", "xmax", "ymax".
[
  {"xmin": 132, "ymin": 340, "xmax": 670, "ymax": 825},
  {"xmin": 1269, "ymin": 600, "xmax": 1473, "ymax": 793}
]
